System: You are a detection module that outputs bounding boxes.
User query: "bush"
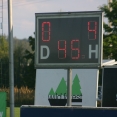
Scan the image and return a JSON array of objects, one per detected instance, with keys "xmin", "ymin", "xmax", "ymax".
[{"xmin": 0, "ymin": 86, "xmax": 34, "ymax": 107}]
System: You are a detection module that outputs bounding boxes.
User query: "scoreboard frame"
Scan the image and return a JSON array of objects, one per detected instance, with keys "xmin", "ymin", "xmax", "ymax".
[{"xmin": 35, "ymin": 11, "xmax": 103, "ymax": 69}]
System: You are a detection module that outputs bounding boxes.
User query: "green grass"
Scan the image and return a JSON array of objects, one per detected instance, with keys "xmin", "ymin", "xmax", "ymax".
[{"xmin": 6, "ymin": 107, "xmax": 20, "ymax": 117}]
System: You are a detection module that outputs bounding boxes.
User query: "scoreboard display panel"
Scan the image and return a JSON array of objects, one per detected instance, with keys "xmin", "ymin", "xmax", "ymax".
[{"xmin": 35, "ymin": 11, "xmax": 103, "ymax": 68}]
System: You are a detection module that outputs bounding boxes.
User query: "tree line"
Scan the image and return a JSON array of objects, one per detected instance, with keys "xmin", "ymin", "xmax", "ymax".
[
  {"xmin": 0, "ymin": 35, "xmax": 35, "ymax": 89},
  {"xmin": 0, "ymin": 0, "xmax": 117, "ymax": 89}
]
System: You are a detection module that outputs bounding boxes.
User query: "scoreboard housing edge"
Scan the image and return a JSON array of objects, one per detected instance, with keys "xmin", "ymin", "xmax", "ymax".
[{"xmin": 35, "ymin": 11, "xmax": 103, "ymax": 68}]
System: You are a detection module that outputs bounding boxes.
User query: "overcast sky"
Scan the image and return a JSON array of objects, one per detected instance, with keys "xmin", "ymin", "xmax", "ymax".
[{"xmin": 2, "ymin": 0, "xmax": 108, "ymax": 39}]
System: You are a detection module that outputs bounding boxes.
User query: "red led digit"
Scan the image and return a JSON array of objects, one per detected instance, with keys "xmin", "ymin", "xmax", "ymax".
[
  {"xmin": 42, "ymin": 22, "xmax": 51, "ymax": 41},
  {"xmin": 58, "ymin": 40, "xmax": 66, "ymax": 59},
  {"xmin": 71, "ymin": 40, "xmax": 80, "ymax": 59},
  {"xmin": 88, "ymin": 21, "xmax": 97, "ymax": 40}
]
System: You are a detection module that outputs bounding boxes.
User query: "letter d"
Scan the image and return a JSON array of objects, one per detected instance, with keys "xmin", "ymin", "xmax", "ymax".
[{"xmin": 40, "ymin": 45, "xmax": 50, "ymax": 59}]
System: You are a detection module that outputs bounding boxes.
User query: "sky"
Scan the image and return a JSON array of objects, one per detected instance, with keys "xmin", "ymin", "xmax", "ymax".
[{"xmin": 1, "ymin": 0, "xmax": 108, "ymax": 39}]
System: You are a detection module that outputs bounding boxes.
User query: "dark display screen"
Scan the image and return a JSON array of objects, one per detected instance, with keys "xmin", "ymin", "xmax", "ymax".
[
  {"xmin": 35, "ymin": 12, "xmax": 102, "ymax": 68},
  {"xmin": 102, "ymin": 68, "xmax": 117, "ymax": 107}
]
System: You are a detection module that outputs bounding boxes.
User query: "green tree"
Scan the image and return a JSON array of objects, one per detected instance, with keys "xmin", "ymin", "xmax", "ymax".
[
  {"xmin": 48, "ymin": 88, "xmax": 55, "ymax": 99},
  {"xmin": 13, "ymin": 37, "xmax": 32, "ymax": 88},
  {"xmin": 0, "ymin": 35, "xmax": 9, "ymax": 87},
  {"xmin": 49, "ymin": 88, "xmax": 55, "ymax": 95},
  {"xmin": 72, "ymin": 74, "xmax": 82, "ymax": 95},
  {"xmin": 99, "ymin": 0, "xmax": 117, "ymax": 60},
  {"xmin": 0, "ymin": 35, "xmax": 8, "ymax": 59},
  {"xmin": 23, "ymin": 36, "xmax": 36, "ymax": 89},
  {"xmin": 55, "ymin": 77, "xmax": 67, "ymax": 95}
]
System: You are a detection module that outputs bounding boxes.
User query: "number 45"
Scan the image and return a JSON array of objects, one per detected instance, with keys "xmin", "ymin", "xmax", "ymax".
[{"xmin": 58, "ymin": 40, "xmax": 80, "ymax": 60}]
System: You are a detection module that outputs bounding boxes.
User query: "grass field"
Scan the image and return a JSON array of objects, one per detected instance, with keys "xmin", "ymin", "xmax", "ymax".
[{"xmin": 6, "ymin": 107, "xmax": 20, "ymax": 117}]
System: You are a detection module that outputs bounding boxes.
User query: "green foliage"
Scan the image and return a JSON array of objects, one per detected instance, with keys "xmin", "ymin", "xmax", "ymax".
[
  {"xmin": 23, "ymin": 36, "xmax": 36, "ymax": 89},
  {"xmin": 99, "ymin": 0, "xmax": 117, "ymax": 60},
  {"xmin": 0, "ymin": 35, "xmax": 8, "ymax": 60},
  {"xmin": 24, "ymin": 36, "xmax": 35, "ymax": 64},
  {"xmin": 0, "ymin": 36, "xmax": 9, "ymax": 87},
  {"xmin": 13, "ymin": 37, "xmax": 32, "ymax": 88},
  {"xmin": 0, "ymin": 35, "xmax": 34, "ymax": 88}
]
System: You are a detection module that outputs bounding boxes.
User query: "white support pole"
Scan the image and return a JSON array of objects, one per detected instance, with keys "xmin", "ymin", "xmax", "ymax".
[
  {"xmin": 8, "ymin": 0, "xmax": 14, "ymax": 117},
  {"xmin": 67, "ymin": 69, "xmax": 72, "ymax": 106}
]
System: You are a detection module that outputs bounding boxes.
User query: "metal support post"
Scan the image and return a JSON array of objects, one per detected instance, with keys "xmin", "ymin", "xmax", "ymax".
[
  {"xmin": 8, "ymin": 0, "xmax": 14, "ymax": 117},
  {"xmin": 67, "ymin": 69, "xmax": 72, "ymax": 106}
]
